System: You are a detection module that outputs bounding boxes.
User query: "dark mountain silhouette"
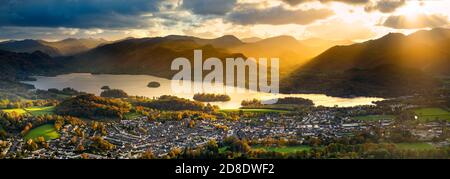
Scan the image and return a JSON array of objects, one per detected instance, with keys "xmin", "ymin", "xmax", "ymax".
[
  {"xmin": 0, "ymin": 50, "xmax": 60, "ymax": 81},
  {"xmin": 282, "ymin": 28, "xmax": 450, "ymax": 97},
  {"xmin": 301, "ymin": 28, "xmax": 450, "ymax": 74},
  {"xmin": 0, "ymin": 39, "xmax": 61, "ymax": 57}
]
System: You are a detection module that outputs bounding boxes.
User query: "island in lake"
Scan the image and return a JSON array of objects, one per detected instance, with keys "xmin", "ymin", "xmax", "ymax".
[
  {"xmin": 147, "ymin": 81, "xmax": 161, "ymax": 88},
  {"xmin": 193, "ymin": 93, "xmax": 231, "ymax": 102},
  {"xmin": 101, "ymin": 86, "xmax": 111, "ymax": 90},
  {"xmin": 100, "ymin": 89, "xmax": 129, "ymax": 98}
]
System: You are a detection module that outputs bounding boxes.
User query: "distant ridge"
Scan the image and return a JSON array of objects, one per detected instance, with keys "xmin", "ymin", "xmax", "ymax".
[
  {"xmin": 41, "ymin": 38, "xmax": 109, "ymax": 55},
  {"xmin": 0, "ymin": 38, "xmax": 109, "ymax": 56},
  {"xmin": 164, "ymin": 35, "xmax": 244, "ymax": 48},
  {"xmin": 241, "ymin": 37, "xmax": 263, "ymax": 43}
]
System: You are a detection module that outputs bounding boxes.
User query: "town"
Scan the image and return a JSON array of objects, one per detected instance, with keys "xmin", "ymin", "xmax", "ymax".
[{"xmin": 1, "ymin": 96, "xmax": 448, "ymax": 159}]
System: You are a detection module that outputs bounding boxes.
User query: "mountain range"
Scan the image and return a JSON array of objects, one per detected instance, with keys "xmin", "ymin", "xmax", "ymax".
[
  {"xmin": 0, "ymin": 35, "xmax": 350, "ymax": 77},
  {"xmin": 1, "ymin": 28, "xmax": 450, "ymax": 98},
  {"xmin": 61, "ymin": 36, "xmax": 245, "ymax": 78},
  {"xmin": 281, "ymin": 28, "xmax": 450, "ymax": 97},
  {"xmin": 61, "ymin": 35, "xmax": 351, "ymax": 78}
]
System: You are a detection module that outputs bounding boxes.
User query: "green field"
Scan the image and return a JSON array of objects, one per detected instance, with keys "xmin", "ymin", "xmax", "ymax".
[
  {"xmin": 1, "ymin": 106, "xmax": 55, "ymax": 116},
  {"xmin": 24, "ymin": 124, "xmax": 60, "ymax": 141},
  {"xmin": 353, "ymin": 115, "xmax": 395, "ymax": 121},
  {"xmin": 413, "ymin": 108, "xmax": 450, "ymax": 121},
  {"xmin": 219, "ymin": 147, "xmax": 228, "ymax": 154},
  {"xmin": 2, "ymin": 106, "xmax": 55, "ymax": 116},
  {"xmin": 25, "ymin": 106, "xmax": 55, "ymax": 116},
  {"xmin": 253, "ymin": 145, "xmax": 312, "ymax": 153},
  {"xmin": 395, "ymin": 143, "xmax": 435, "ymax": 151},
  {"xmin": 220, "ymin": 108, "xmax": 290, "ymax": 114},
  {"xmin": 124, "ymin": 112, "xmax": 143, "ymax": 120},
  {"xmin": 1, "ymin": 108, "xmax": 28, "ymax": 115}
]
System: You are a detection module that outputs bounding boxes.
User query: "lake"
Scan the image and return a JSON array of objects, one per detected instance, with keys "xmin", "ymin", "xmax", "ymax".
[{"xmin": 23, "ymin": 73, "xmax": 385, "ymax": 109}]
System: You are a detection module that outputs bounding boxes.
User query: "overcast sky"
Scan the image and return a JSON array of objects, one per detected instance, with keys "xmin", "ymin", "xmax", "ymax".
[{"xmin": 0, "ymin": 0, "xmax": 449, "ymax": 41}]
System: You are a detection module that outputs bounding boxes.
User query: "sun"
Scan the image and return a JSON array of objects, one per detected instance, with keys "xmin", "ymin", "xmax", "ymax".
[{"xmin": 396, "ymin": 1, "xmax": 427, "ymax": 19}]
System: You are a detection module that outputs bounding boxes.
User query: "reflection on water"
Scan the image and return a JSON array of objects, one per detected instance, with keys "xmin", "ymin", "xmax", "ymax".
[{"xmin": 23, "ymin": 73, "xmax": 385, "ymax": 109}]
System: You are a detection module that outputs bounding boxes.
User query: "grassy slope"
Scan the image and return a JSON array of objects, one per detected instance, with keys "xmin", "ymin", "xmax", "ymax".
[
  {"xmin": 1, "ymin": 108, "xmax": 27, "ymax": 115},
  {"xmin": 124, "ymin": 112, "xmax": 143, "ymax": 120},
  {"xmin": 25, "ymin": 106, "xmax": 55, "ymax": 116},
  {"xmin": 24, "ymin": 124, "xmax": 60, "ymax": 141},
  {"xmin": 1, "ymin": 106, "xmax": 55, "ymax": 116},
  {"xmin": 413, "ymin": 108, "xmax": 450, "ymax": 121}
]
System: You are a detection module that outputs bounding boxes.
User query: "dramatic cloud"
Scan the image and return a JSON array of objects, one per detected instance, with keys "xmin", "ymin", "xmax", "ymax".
[
  {"xmin": 281, "ymin": 0, "xmax": 309, "ymax": 6},
  {"xmin": 0, "ymin": 0, "xmax": 163, "ymax": 28},
  {"xmin": 0, "ymin": 0, "xmax": 449, "ymax": 41},
  {"xmin": 182, "ymin": 0, "xmax": 237, "ymax": 15},
  {"xmin": 226, "ymin": 6, "xmax": 334, "ymax": 25},
  {"xmin": 383, "ymin": 13, "xmax": 449, "ymax": 29},
  {"xmin": 281, "ymin": 0, "xmax": 369, "ymax": 6},
  {"xmin": 365, "ymin": 0, "xmax": 405, "ymax": 13}
]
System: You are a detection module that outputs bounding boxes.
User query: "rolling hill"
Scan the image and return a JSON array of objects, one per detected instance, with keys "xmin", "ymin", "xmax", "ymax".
[{"xmin": 0, "ymin": 50, "xmax": 60, "ymax": 81}]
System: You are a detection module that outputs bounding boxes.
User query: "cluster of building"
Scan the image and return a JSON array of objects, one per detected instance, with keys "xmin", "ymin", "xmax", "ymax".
[
  {"xmin": 103, "ymin": 118, "xmax": 226, "ymax": 157},
  {"xmin": 1, "ymin": 107, "xmax": 447, "ymax": 159}
]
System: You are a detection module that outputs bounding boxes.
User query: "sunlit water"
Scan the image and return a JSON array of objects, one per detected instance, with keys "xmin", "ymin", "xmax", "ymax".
[{"xmin": 22, "ymin": 73, "xmax": 385, "ymax": 109}]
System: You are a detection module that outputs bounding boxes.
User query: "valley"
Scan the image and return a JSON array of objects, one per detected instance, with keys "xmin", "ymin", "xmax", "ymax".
[{"xmin": 0, "ymin": 28, "xmax": 449, "ymax": 159}]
